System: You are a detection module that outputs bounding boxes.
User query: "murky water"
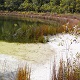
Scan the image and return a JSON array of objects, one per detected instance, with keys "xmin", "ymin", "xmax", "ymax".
[{"xmin": 0, "ymin": 16, "xmax": 62, "ymax": 43}]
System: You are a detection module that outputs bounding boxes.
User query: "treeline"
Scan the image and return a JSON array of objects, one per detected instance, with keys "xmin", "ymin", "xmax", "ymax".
[{"xmin": 0, "ymin": 0, "xmax": 80, "ymax": 13}]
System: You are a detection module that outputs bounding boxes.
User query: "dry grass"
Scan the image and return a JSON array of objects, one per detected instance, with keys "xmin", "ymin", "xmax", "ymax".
[
  {"xmin": 52, "ymin": 59, "xmax": 80, "ymax": 80},
  {"xmin": 17, "ymin": 66, "xmax": 31, "ymax": 80}
]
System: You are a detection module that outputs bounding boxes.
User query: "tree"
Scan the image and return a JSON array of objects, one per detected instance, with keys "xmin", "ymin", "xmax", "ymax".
[
  {"xmin": 4, "ymin": 0, "xmax": 24, "ymax": 11},
  {"xmin": 50, "ymin": 0, "xmax": 56, "ymax": 6},
  {"xmin": 76, "ymin": 0, "xmax": 80, "ymax": 12},
  {"xmin": 0, "ymin": 0, "xmax": 5, "ymax": 10},
  {"xmin": 19, "ymin": 0, "xmax": 33, "ymax": 11},
  {"xmin": 55, "ymin": 0, "xmax": 61, "ymax": 5},
  {"xmin": 69, "ymin": 1, "xmax": 76, "ymax": 13},
  {"xmin": 60, "ymin": 0, "xmax": 76, "ymax": 13},
  {"xmin": 0, "ymin": 0, "xmax": 80, "ymax": 13},
  {"xmin": 40, "ymin": 3, "xmax": 51, "ymax": 12}
]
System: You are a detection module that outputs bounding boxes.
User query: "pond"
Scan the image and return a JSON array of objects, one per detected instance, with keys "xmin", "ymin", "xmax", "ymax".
[{"xmin": 0, "ymin": 16, "xmax": 64, "ymax": 43}]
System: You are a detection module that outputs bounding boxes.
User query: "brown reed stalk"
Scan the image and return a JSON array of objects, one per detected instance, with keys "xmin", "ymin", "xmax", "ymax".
[
  {"xmin": 52, "ymin": 56, "xmax": 57, "ymax": 80},
  {"xmin": 52, "ymin": 58, "xmax": 80, "ymax": 80},
  {"xmin": 17, "ymin": 66, "xmax": 31, "ymax": 80},
  {"xmin": 57, "ymin": 60, "xmax": 63, "ymax": 80}
]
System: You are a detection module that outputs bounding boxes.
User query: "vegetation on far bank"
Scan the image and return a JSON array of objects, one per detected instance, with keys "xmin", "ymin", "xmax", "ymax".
[{"xmin": 0, "ymin": 0, "xmax": 80, "ymax": 13}]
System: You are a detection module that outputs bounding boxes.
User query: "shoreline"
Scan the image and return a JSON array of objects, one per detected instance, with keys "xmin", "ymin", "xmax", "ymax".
[{"xmin": 0, "ymin": 11, "xmax": 80, "ymax": 26}]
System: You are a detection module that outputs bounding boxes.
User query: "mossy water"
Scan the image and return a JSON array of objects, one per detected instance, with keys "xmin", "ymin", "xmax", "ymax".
[{"xmin": 0, "ymin": 16, "xmax": 64, "ymax": 43}]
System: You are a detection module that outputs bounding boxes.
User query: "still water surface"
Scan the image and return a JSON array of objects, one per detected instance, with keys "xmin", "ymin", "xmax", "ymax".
[{"xmin": 0, "ymin": 16, "xmax": 62, "ymax": 43}]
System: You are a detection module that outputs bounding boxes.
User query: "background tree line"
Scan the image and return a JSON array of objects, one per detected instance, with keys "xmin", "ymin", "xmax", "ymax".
[{"xmin": 0, "ymin": 0, "xmax": 80, "ymax": 13}]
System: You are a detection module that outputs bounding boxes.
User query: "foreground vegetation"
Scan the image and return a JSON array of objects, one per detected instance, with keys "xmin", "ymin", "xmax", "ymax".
[
  {"xmin": 0, "ymin": 0, "xmax": 80, "ymax": 13},
  {"xmin": 17, "ymin": 56, "xmax": 80, "ymax": 80},
  {"xmin": 52, "ymin": 59, "xmax": 80, "ymax": 80},
  {"xmin": 17, "ymin": 66, "xmax": 31, "ymax": 80}
]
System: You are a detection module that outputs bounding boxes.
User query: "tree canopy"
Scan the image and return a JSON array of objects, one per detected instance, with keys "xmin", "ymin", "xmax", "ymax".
[{"xmin": 0, "ymin": 0, "xmax": 80, "ymax": 13}]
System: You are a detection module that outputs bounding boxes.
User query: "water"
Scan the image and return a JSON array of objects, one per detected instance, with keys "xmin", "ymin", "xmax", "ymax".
[{"xmin": 0, "ymin": 16, "xmax": 62, "ymax": 43}]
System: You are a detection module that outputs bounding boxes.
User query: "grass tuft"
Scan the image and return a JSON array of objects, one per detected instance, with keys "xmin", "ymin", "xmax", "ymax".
[
  {"xmin": 17, "ymin": 66, "xmax": 31, "ymax": 80},
  {"xmin": 52, "ymin": 58, "xmax": 80, "ymax": 80}
]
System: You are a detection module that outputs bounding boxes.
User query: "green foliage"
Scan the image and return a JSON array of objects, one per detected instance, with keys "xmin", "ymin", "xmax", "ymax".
[
  {"xmin": 60, "ymin": 0, "xmax": 77, "ymax": 13},
  {"xmin": 0, "ymin": 17, "xmax": 65, "ymax": 43},
  {"xmin": 4, "ymin": 0, "xmax": 24, "ymax": 11},
  {"xmin": 40, "ymin": 4, "xmax": 51, "ymax": 12},
  {"xmin": 76, "ymin": 0, "xmax": 80, "ymax": 13},
  {"xmin": 19, "ymin": 0, "xmax": 33, "ymax": 11},
  {"xmin": 38, "ymin": 36, "xmax": 45, "ymax": 43},
  {"xmin": 0, "ymin": 0, "xmax": 80, "ymax": 13}
]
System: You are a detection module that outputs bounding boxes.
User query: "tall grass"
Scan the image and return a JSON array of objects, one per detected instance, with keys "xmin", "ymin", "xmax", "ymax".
[
  {"xmin": 0, "ymin": 15, "xmax": 68, "ymax": 43},
  {"xmin": 52, "ymin": 58, "xmax": 80, "ymax": 80},
  {"xmin": 17, "ymin": 66, "xmax": 31, "ymax": 80},
  {"xmin": 14, "ymin": 24, "xmax": 68, "ymax": 43}
]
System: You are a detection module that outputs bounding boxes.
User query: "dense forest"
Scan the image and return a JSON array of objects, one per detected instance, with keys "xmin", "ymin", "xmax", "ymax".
[{"xmin": 0, "ymin": 0, "xmax": 80, "ymax": 13}]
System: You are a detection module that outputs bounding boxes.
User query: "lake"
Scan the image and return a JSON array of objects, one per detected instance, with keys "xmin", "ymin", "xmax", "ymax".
[{"xmin": 0, "ymin": 16, "xmax": 63, "ymax": 43}]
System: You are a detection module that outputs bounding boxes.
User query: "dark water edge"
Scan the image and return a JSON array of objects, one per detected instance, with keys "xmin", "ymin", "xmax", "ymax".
[{"xmin": 0, "ymin": 16, "xmax": 64, "ymax": 43}]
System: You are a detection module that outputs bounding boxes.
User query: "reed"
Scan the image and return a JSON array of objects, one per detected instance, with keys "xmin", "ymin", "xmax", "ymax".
[
  {"xmin": 52, "ymin": 59, "xmax": 80, "ymax": 80},
  {"xmin": 17, "ymin": 66, "xmax": 31, "ymax": 80}
]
